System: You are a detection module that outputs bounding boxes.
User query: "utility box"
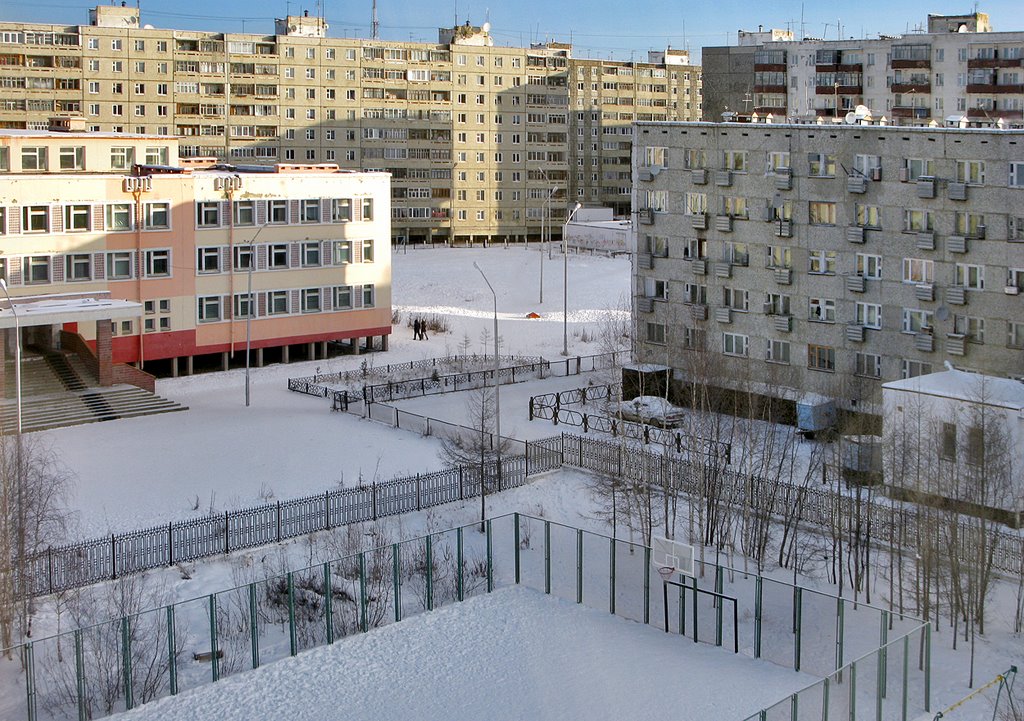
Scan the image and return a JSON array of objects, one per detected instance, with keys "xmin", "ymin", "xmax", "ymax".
[{"xmin": 796, "ymin": 394, "xmax": 836, "ymax": 437}]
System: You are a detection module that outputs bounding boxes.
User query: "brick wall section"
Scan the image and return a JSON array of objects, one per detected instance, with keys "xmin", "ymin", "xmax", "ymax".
[
  {"xmin": 95, "ymin": 321, "xmax": 112, "ymax": 387},
  {"xmin": 60, "ymin": 329, "xmax": 155, "ymax": 393}
]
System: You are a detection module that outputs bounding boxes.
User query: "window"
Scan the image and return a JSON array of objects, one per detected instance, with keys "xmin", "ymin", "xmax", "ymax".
[
  {"xmin": 684, "ymin": 148, "xmax": 706, "ymax": 169},
  {"xmin": 300, "ymin": 199, "xmax": 320, "ymax": 223},
  {"xmin": 953, "ymin": 315, "xmax": 985, "ymax": 343},
  {"xmin": 198, "ymin": 296, "xmax": 222, "ymax": 323},
  {"xmin": 58, "ymin": 146, "xmax": 84, "ymax": 170},
  {"xmin": 855, "ymin": 302, "xmax": 882, "ymax": 329},
  {"xmin": 334, "ymin": 285, "xmax": 353, "ymax": 309},
  {"xmin": 903, "ymin": 158, "xmax": 933, "ymax": 181},
  {"xmin": 65, "ymin": 254, "xmax": 92, "ymax": 281},
  {"xmin": 767, "ymin": 339, "xmax": 790, "ymax": 364},
  {"xmin": 142, "ymin": 249, "xmax": 170, "ymax": 277},
  {"xmin": 684, "ymin": 238, "xmax": 707, "ymax": 261},
  {"xmin": 956, "ymin": 160, "xmax": 985, "ymax": 185},
  {"xmin": 232, "ymin": 293, "xmax": 254, "ymax": 319},
  {"xmin": 807, "ymin": 344, "xmax": 835, "ymax": 371},
  {"xmin": 21, "ymin": 147, "xmax": 48, "ymax": 171},
  {"xmin": 901, "ymin": 359, "xmax": 932, "ymax": 379},
  {"xmin": 722, "ymin": 287, "xmax": 749, "ymax": 311},
  {"xmin": 808, "ymin": 153, "xmax": 836, "ymax": 177},
  {"xmin": 954, "ymin": 263, "xmax": 984, "ymax": 290},
  {"xmin": 269, "ymin": 244, "xmax": 289, "ymax": 268},
  {"xmin": 643, "ymin": 278, "xmax": 668, "ymax": 300},
  {"xmin": 684, "ymin": 192, "xmax": 706, "ymax": 215},
  {"xmin": 902, "ymin": 309, "xmax": 934, "ymax": 333},
  {"xmin": 269, "ymin": 200, "xmax": 288, "ymax": 224},
  {"xmin": 808, "ymin": 250, "xmax": 836, "ymax": 274},
  {"xmin": 766, "ymin": 246, "xmax": 791, "ymax": 269},
  {"xmin": 902, "ymin": 258, "xmax": 934, "ymax": 284},
  {"xmin": 22, "ymin": 256, "xmax": 50, "ymax": 284},
  {"xmin": 683, "ymin": 282, "xmax": 707, "ymax": 305},
  {"xmin": 197, "ymin": 247, "xmax": 221, "ymax": 273},
  {"xmin": 334, "ymin": 241, "xmax": 353, "ymax": 264},
  {"xmin": 966, "ymin": 426, "xmax": 983, "ymax": 466},
  {"xmin": 853, "ymin": 154, "xmax": 881, "ymax": 177},
  {"xmin": 362, "ymin": 285, "xmax": 375, "ymax": 307},
  {"xmin": 940, "ymin": 422, "xmax": 957, "ymax": 461},
  {"xmin": 1010, "ymin": 161, "xmax": 1024, "ymax": 188},
  {"xmin": 764, "ymin": 293, "xmax": 790, "ymax": 316},
  {"xmin": 362, "ymin": 239, "xmax": 375, "ymax": 262},
  {"xmin": 197, "ymin": 202, "xmax": 220, "ymax": 227},
  {"xmin": 646, "ymin": 322, "xmax": 666, "ymax": 344},
  {"xmin": 64, "ymin": 205, "xmax": 91, "ymax": 232},
  {"xmin": 766, "ymin": 151, "xmax": 790, "ymax": 173},
  {"xmin": 723, "ymin": 150, "xmax": 747, "ymax": 172},
  {"xmin": 361, "ymin": 198, "xmax": 374, "ymax": 221},
  {"xmin": 954, "ymin": 212, "xmax": 985, "ymax": 237},
  {"xmin": 855, "ymin": 352, "xmax": 881, "ymax": 379},
  {"xmin": 808, "ymin": 201, "xmax": 836, "ymax": 225},
  {"xmin": 228, "ymin": 201, "xmax": 255, "ymax": 227},
  {"xmin": 722, "ymin": 333, "xmax": 748, "ymax": 357},
  {"xmin": 302, "ymin": 242, "xmax": 321, "ymax": 267},
  {"xmin": 110, "ymin": 147, "xmax": 135, "ymax": 170},
  {"xmin": 1008, "ymin": 321, "xmax": 1024, "ymax": 349},
  {"xmin": 855, "ymin": 253, "xmax": 882, "ymax": 279},
  {"xmin": 267, "ymin": 290, "xmax": 289, "ymax": 315},
  {"xmin": 808, "ymin": 297, "xmax": 836, "ymax": 322},
  {"xmin": 301, "ymin": 288, "xmax": 321, "ymax": 313},
  {"xmin": 642, "ymin": 146, "xmax": 667, "ymax": 168},
  {"xmin": 724, "ymin": 242, "xmax": 748, "ymax": 266},
  {"xmin": 855, "ymin": 204, "xmax": 881, "ymax": 228},
  {"xmin": 723, "ymin": 196, "xmax": 747, "ymax": 219},
  {"xmin": 106, "ymin": 252, "xmax": 132, "ymax": 279}
]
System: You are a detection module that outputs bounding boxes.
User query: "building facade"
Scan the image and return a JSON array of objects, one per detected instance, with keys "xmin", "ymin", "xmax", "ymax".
[
  {"xmin": 0, "ymin": 6, "xmax": 701, "ymax": 245},
  {"xmin": 0, "ymin": 125, "xmax": 391, "ymax": 375},
  {"xmin": 701, "ymin": 13, "xmax": 1024, "ymax": 127},
  {"xmin": 632, "ymin": 120, "xmax": 1024, "ymax": 410}
]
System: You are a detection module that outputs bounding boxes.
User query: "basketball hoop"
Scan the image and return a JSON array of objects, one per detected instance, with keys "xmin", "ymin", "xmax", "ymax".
[{"xmin": 657, "ymin": 566, "xmax": 675, "ymax": 581}]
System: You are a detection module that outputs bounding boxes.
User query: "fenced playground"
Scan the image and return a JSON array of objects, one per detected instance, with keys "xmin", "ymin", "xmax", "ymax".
[{"xmin": 1, "ymin": 514, "xmax": 930, "ymax": 721}]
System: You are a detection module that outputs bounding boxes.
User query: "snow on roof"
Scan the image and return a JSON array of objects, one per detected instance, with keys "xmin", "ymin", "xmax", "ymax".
[
  {"xmin": 0, "ymin": 297, "xmax": 142, "ymax": 328},
  {"xmin": 883, "ymin": 370, "xmax": 1024, "ymax": 410}
]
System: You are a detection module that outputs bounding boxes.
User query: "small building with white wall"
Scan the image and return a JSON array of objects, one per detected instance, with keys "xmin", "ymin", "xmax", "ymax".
[{"xmin": 563, "ymin": 207, "xmax": 631, "ymax": 255}]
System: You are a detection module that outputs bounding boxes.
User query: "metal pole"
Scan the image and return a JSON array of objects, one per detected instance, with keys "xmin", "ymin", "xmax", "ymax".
[
  {"xmin": 473, "ymin": 262, "xmax": 500, "ymax": 529},
  {"xmin": 0, "ymin": 281, "xmax": 24, "ymax": 619},
  {"xmin": 242, "ymin": 223, "xmax": 269, "ymax": 407},
  {"xmin": 562, "ymin": 203, "xmax": 582, "ymax": 357}
]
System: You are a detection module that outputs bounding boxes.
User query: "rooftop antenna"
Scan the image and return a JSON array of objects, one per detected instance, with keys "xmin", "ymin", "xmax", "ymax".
[
  {"xmin": 372, "ymin": 0, "xmax": 379, "ymax": 39},
  {"xmin": 800, "ymin": 3, "xmax": 805, "ymax": 39}
]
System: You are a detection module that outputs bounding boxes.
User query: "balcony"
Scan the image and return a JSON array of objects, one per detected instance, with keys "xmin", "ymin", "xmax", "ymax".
[
  {"xmin": 847, "ymin": 226, "xmax": 866, "ymax": 244},
  {"xmin": 846, "ymin": 323, "xmax": 866, "ymax": 342},
  {"xmin": 691, "ymin": 168, "xmax": 708, "ymax": 185},
  {"xmin": 948, "ymin": 183, "xmax": 968, "ymax": 201},
  {"xmin": 846, "ymin": 176, "xmax": 868, "ymax": 194},
  {"xmin": 774, "ymin": 268, "xmax": 792, "ymax": 285},
  {"xmin": 914, "ymin": 332, "xmax": 935, "ymax": 352},
  {"xmin": 753, "ymin": 84, "xmax": 788, "ymax": 94},
  {"xmin": 691, "ymin": 304, "xmax": 708, "ymax": 321},
  {"xmin": 891, "ymin": 107, "xmax": 931, "ymax": 120},
  {"xmin": 967, "ymin": 108, "xmax": 1024, "ymax": 120},
  {"xmin": 914, "ymin": 283, "xmax": 936, "ymax": 302},
  {"xmin": 636, "ymin": 252, "xmax": 654, "ymax": 269},
  {"xmin": 715, "ymin": 215, "xmax": 734, "ymax": 232},
  {"xmin": 966, "ymin": 83, "xmax": 1024, "ymax": 94},
  {"xmin": 714, "ymin": 262, "xmax": 733, "ymax": 278},
  {"xmin": 754, "ymin": 106, "xmax": 788, "ymax": 116},
  {"xmin": 773, "ymin": 315, "xmax": 793, "ymax": 333},
  {"xmin": 946, "ymin": 333, "xmax": 967, "ymax": 356},
  {"xmin": 891, "ymin": 58, "xmax": 931, "ymax": 70},
  {"xmin": 891, "ymin": 83, "xmax": 931, "ymax": 94},
  {"xmin": 946, "ymin": 286, "xmax": 967, "ymax": 305},
  {"xmin": 815, "ymin": 84, "xmax": 863, "ymax": 95},
  {"xmin": 947, "ymin": 236, "xmax": 968, "ymax": 254},
  {"xmin": 690, "ymin": 259, "xmax": 707, "ymax": 275},
  {"xmin": 846, "ymin": 275, "xmax": 866, "ymax": 293},
  {"xmin": 968, "ymin": 57, "xmax": 1023, "ymax": 69},
  {"xmin": 637, "ymin": 297, "xmax": 655, "ymax": 313},
  {"xmin": 715, "ymin": 307, "xmax": 733, "ymax": 323},
  {"xmin": 689, "ymin": 213, "xmax": 708, "ymax": 230},
  {"xmin": 916, "ymin": 231, "xmax": 936, "ymax": 251},
  {"xmin": 715, "ymin": 170, "xmax": 733, "ymax": 187}
]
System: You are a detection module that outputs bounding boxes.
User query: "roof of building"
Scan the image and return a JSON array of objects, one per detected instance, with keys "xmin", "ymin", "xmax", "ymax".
[{"xmin": 883, "ymin": 370, "xmax": 1024, "ymax": 411}]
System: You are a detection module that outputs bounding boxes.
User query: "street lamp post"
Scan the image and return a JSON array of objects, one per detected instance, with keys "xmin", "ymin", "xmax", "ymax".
[
  {"xmin": 0, "ymin": 279, "xmax": 24, "ymax": 613},
  {"xmin": 472, "ymin": 262, "xmax": 500, "ymax": 532},
  {"xmin": 562, "ymin": 202, "xmax": 583, "ymax": 357},
  {"xmin": 0, "ymin": 280, "xmax": 22, "ymax": 435},
  {"xmin": 242, "ymin": 224, "xmax": 270, "ymax": 407}
]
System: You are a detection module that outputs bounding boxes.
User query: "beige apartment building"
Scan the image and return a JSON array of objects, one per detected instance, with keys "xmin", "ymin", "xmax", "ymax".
[
  {"xmin": 0, "ymin": 6, "xmax": 701, "ymax": 245},
  {"xmin": 0, "ymin": 123, "xmax": 392, "ymax": 376},
  {"xmin": 632, "ymin": 119, "xmax": 1024, "ymax": 410},
  {"xmin": 702, "ymin": 12, "xmax": 1024, "ymax": 127}
]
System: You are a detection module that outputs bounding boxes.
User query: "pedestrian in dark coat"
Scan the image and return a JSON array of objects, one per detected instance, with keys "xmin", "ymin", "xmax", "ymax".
[
  {"xmin": 413, "ymin": 318, "xmax": 421, "ymax": 340},
  {"xmin": 420, "ymin": 318, "xmax": 429, "ymax": 341}
]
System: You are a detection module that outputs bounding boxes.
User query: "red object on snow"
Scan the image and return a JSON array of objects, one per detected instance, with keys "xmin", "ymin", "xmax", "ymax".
[{"xmin": 526, "ymin": 312, "xmax": 541, "ymax": 319}]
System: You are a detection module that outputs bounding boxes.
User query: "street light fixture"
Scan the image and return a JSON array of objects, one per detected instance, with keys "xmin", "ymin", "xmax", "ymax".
[
  {"xmin": 472, "ymin": 262, "xmax": 500, "ymax": 532},
  {"xmin": 562, "ymin": 202, "xmax": 583, "ymax": 357}
]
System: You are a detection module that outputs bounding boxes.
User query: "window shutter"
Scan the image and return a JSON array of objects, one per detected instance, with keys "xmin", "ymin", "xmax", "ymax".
[
  {"xmin": 353, "ymin": 199, "xmax": 363, "ymax": 222},
  {"xmin": 134, "ymin": 250, "xmax": 142, "ymax": 279},
  {"xmin": 320, "ymin": 198, "xmax": 331, "ymax": 221}
]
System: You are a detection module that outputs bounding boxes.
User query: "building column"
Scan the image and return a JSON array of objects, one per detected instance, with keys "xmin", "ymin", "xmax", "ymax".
[
  {"xmin": 186, "ymin": 355, "xmax": 194, "ymax": 375},
  {"xmin": 171, "ymin": 357, "xmax": 179, "ymax": 378},
  {"xmin": 282, "ymin": 345, "xmax": 290, "ymax": 363},
  {"xmin": 96, "ymin": 319, "xmax": 113, "ymax": 387},
  {"xmin": 221, "ymin": 352, "xmax": 229, "ymax": 371},
  {"xmin": 308, "ymin": 342, "xmax": 316, "ymax": 360},
  {"xmin": 351, "ymin": 338, "xmax": 361, "ymax": 355},
  {"xmin": 320, "ymin": 340, "xmax": 328, "ymax": 359},
  {"xmin": 380, "ymin": 334, "xmax": 389, "ymax": 352},
  {"xmin": 256, "ymin": 348, "xmax": 264, "ymax": 367}
]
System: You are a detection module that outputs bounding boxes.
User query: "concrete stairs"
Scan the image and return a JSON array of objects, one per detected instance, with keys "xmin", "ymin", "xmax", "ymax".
[{"xmin": 0, "ymin": 351, "xmax": 187, "ymax": 434}]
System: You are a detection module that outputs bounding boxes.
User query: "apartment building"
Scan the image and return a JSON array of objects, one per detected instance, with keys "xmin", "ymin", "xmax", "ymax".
[
  {"xmin": 0, "ymin": 123, "xmax": 391, "ymax": 375},
  {"xmin": 0, "ymin": 6, "xmax": 701, "ymax": 245},
  {"xmin": 632, "ymin": 120, "xmax": 1024, "ymax": 410},
  {"xmin": 701, "ymin": 12, "xmax": 1024, "ymax": 127}
]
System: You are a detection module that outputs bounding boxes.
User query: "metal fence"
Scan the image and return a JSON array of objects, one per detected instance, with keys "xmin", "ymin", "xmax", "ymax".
[
  {"xmin": 290, "ymin": 354, "xmax": 546, "ymax": 391},
  {"xmin": 361, "ymin": 359, "xmax": 550, "ymax": 404},
  {"xmin": 0, "ymin": 513, "xmax": 930, "ymax": 721},
  {"xmin": 23, "ymin": 438, "xmax": 563, "ymax": 598},
  {"xmin": 559, "ymin": 433, "xmax": 1024, "ymax": 577}
]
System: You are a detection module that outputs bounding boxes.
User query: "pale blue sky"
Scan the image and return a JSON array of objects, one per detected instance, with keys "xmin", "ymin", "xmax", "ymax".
[{"xmin": 2, "ymin": 1, "xmax": 1019, "ymax": 60}]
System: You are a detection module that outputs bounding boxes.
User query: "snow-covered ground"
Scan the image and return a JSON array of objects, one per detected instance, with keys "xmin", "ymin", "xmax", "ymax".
[
  {"xmin": 117, "ymin": 586, "xmax": 814, "ymax": 721},
  {"xmin": 6, "ymin": 246, "xmax": 1022, "ymax": 721}
]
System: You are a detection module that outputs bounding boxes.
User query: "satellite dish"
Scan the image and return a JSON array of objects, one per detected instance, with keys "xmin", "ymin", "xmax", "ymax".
[
  {"xmin": 854, "ymin": 104, "xmax": 871, "ymax": 116},
  {"xmin": 844, "ymin": 112, "xmax": 857, "ymax": 124},
  {"xmin": 482, "ymin": 21, "xmax": 491, "ymax": 33},
  {"xmin": 935, "ymin": 306, "xmax": 950, "ymax": 321},
  {"xmin": 143, "ymin": 24, "xmax": 154, "ymax": 29}
]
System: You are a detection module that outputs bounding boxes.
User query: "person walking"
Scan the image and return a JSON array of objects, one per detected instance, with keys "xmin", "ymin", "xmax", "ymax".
[
  {"xmin": 413, "ymin": 318, "xmax": 421, "ymax": 340},
  {"xmin": 420, "ymin": 318, "xmax": 429, "ymax": 341}
]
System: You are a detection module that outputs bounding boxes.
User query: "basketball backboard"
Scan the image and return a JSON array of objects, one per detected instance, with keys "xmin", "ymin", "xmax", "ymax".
[{"xmin": 650, "ymin": 536, "xmax": 695, "ymax": 579}]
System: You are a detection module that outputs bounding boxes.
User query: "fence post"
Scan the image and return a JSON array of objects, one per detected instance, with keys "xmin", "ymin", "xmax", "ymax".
[
  {"xmin": 287, "ymin": 572, "xmax": 297, "ymax": 656},
  {"xmin": 121, "ymin": 616, "xmax": 134, "ymax": 710},
  {"xmin": 248, "ymin": 583, "xmax": 260, "ymax": 669},
  {"xmin": 372, "ymin": 482, "xmax": 378, "ymax": 520},
  {"xmin": 224, "ymin": 510, "xmax": 229, "ymax": 554},
  {"xmin": 457, "ymin": 527, "xmax": 465, "ymax": 601},
  {"xmin": 110, "ymin": 534, "xmax": 117, "ymax": 579},
  {"xmin": 525, "ymin": 441, "xmax": 530, "ymax": 477},
  {"xmin": 359, "ymin": 552, "xmax": 368, "ymax": 632},
  {"xmin": 754, "ymin": 576, "xmax": 763, "ymax": 658},
  {"xmin": 643, "ymin": 546, "xmax": 651, "ymax": 625},
  {"xmin": 392, "ymin": 543, "xmax": 402, "ymax": 622},
  {"xmin": 458, "ymin": 467, "xmax": 464, "ymax": 501},
  {"xmin": 514, "ymin": 513, "xmax": 521, "ymax": 584},
  {"xmin": 74, "ymin": 629, "xmax": 85, "ymax": 720},
  {"xmin": 529, "ymin": 397, "xmax": 534, "ymax": 421},
  {"xmin": 609, "ymin": 538, "xmax": 616, "ymax": 615},
  {"xmin": 416, "ymin": 474, "xmax": 422, "ymax": 511},
  {"xmin": 486, "ymin": 519, "xmax": 494, "ymax": 592},
  {"xmin": 836, "ymin": 597, "xmax": 845, "ymax": 670},
  {"xmin": 544, "ymin": 521, "xmax": 551, "ymax": 594},
  {"xmin": 208, "ymin": 594, "xmax": 219, "ymax": 682},
  {"xmin": 425, "ymin": 535, "xmax": 434, "ymax": 611},
  {"xmin": 276, "ymin": 501, "xmax": 281, "ymax": 542},
  {"xmin": 168, "ymin": 523, "xmax": 174, "ymax": 567},
  {"xmin": 324, "ymin": 562, "xmax": 334, "ymax": 644},
  {"xmin": 23, "ymin": 641, "xmax": 36, "ymax": 721},
  {"xmin": 46, "ymin": 547, "xmax": 53, "ymax": 595},
  {"xmin": 794, "ymin": 587, "xmax": 803, "ymax": 672},
  {"xmin": 325, "ymin": 491, "xmax": 331, "ymax": 531}
]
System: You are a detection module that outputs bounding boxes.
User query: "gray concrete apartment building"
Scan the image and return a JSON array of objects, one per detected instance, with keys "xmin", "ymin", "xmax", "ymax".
[
  {"xmin": 701, "ymin": 12, "xmax": 1024, "ymax": 128},
  {"xmin": 632, "ymin": 120, "xmax": 1024, "ymax": 410}
]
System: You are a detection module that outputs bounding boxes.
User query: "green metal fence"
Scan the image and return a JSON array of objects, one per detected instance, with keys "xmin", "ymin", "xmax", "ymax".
[{"xmin": 0, "ymin": 514, "xmax": 930, "ymax": 721}]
